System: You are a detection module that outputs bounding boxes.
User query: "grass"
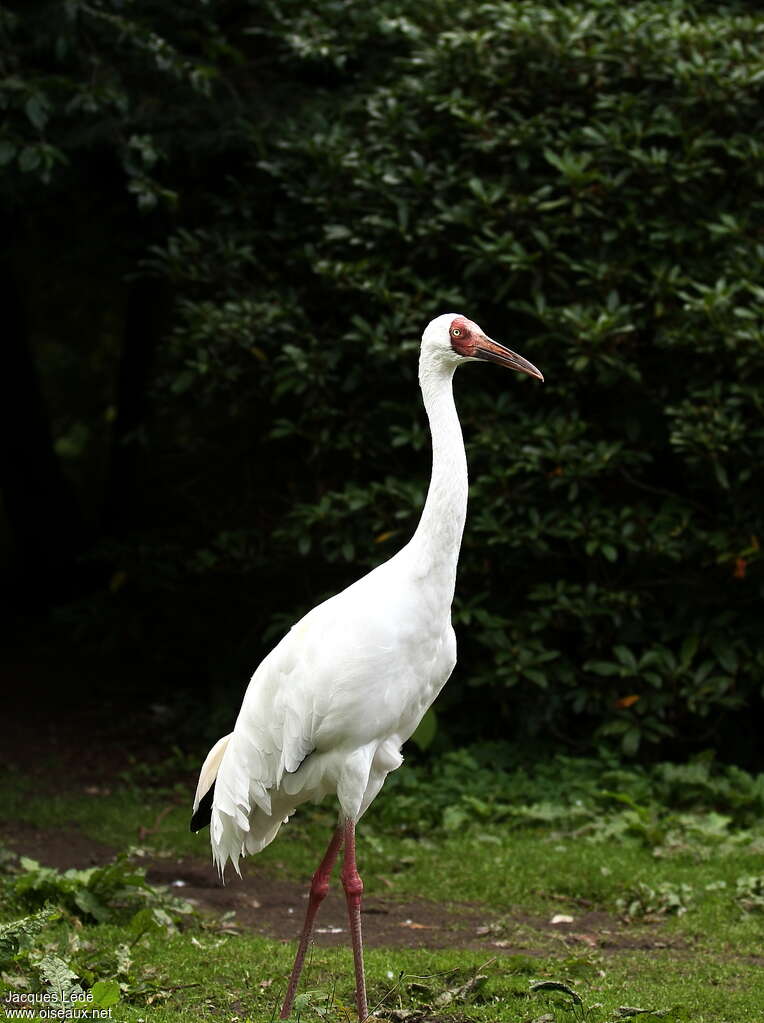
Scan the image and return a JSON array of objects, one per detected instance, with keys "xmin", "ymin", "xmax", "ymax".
[
  {"xmin": 37, "ymin": 931, "xmax": 761, "ymax": 1022},
  {"xmin": 3, "ymin": 925, "xmax": 763, "ymax": 1022},
  {"xmin": 2, "ymin": 750, "xmax": 764, "ymax": 1021}
]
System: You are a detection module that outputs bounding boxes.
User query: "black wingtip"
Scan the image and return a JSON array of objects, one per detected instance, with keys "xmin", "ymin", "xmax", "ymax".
[{"xmin": 190, "ymin": 779, "xmax": 215, "ymax": 833}]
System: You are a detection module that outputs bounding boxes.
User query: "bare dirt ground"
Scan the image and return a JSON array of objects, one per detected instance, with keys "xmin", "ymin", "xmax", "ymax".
[{"xmin": 0, "ymin": 820, "xmax": 684, "ymax": 958}]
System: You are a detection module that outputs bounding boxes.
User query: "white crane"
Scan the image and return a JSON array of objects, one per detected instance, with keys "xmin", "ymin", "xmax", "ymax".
[{"xmin": 191, "ymin": 313, "xmax": 543, "ymax": 1020}]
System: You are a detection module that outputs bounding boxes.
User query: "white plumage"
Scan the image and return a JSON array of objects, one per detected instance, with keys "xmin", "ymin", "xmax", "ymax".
[{"xmin": 191, "ymin": 312, "xmax": 543, "ymax": 1020}]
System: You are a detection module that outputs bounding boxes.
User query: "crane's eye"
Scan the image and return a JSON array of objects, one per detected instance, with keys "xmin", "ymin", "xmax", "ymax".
[{"xmin": 451, "ymin": 328, "xmax": 462, "ymax": 337}]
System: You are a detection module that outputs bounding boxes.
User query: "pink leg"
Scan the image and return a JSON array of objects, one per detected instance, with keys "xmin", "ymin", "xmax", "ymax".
[
  {"xmin": 340, "ymin": 818, "xmax": 368, "ymax": 1021},
  {"xmin": 280, "ymin": 826, "xmax": 343, "ymax": 1020}
]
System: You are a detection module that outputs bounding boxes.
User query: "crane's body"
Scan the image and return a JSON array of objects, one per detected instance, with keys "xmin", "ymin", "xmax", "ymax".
[{"xmin": 191, "ymin": 313, "xmax": 543, "ymax": 1020}]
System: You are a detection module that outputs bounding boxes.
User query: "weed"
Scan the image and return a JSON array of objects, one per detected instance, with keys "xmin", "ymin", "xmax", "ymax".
[
  {"xmin": 616, "ymin": 883, "xmax": 693, "ymax": 921},
  {"xmin": 734, "ymin": 875, "xmax": 764, "ymax": 914},
  {"xmin": 368, "ymin": 749, "xmax": 764, "ymax": 841},
  {"xmin": 0, "ymin": 906, "xmax": 59, "ymax": 965},
  {"xmin": 117, "ymin": 746, "xmax": 201, "ymax": 795},
  {"xmin": 3, "ymin": 853, "xmax": 193, "ymax": 926},
  {"xmin": 0, "ymin": 854, "xmax": 197, "ymax": 1015}
]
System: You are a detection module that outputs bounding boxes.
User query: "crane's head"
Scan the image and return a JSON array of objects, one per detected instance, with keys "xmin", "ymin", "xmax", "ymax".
[{"xmin": 421, "ymin": 313, "xmax": 543, "ymax": 381}]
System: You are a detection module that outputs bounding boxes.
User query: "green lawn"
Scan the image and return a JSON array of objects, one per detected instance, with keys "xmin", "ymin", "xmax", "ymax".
[{"xmin": 1, "ymin": 753, "xmax": 763, "ymax": 1022}]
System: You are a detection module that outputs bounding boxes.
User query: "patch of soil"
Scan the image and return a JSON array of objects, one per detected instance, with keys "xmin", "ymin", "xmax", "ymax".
[
  {"xmin": 152, "ymin": 862, "xmax": 490, "ymax": 949},
  {"xmin": 0, "ymin": 823, "xmax": 683, "ymax": 956},
  {"xmin": 1, "ymin": 822, "xmax": 116, "ymax": 870}
]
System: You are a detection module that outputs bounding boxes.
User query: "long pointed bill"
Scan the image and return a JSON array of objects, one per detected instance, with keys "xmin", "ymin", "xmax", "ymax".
[{"xmin": 473, "ymin": 335, "xmax": 544, "ymax": 381}]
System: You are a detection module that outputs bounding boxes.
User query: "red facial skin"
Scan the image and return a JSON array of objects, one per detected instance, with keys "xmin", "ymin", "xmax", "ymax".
[
  {"xmin": 449, "ymin": 316, "xmax": 482, "ymax": 357},
  {"xmin": 447, "ymin": 314, "xmax": 544, "ymax": 380}
]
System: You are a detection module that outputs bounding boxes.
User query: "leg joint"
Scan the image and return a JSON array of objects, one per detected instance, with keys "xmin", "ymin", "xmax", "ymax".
[
  {"xmin": 310, "ymin": 871, "xmax": 331, "ymax": 903},
  {"xmin": 341, "ymin": 868, "xmax": 363, "ymax": 898}
]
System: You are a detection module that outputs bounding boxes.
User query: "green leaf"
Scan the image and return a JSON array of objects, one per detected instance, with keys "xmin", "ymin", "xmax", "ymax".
[
  {"xmin": 712, "ymin": 641, "xmax": 739, "ymax": 674},
  {"xmin": 24, "ymin": 95, "xmax": 48, "ymax": 130},
  {"xmin": 585, "ymin": 660, "xmax": 621, "ymax": 677},
  {"xmin": 128, "ymin": 906, "xmax": 175, "ymax": 939},
  {"xmin": 18, "ymin": 145, "xmax": 40, "ymax": 172},
  {"xmin": 680, "ymin": 634, "xmax": 699, "ymax": 670},
  {"xmin": 530, "ymin": 980, "xmax": 583, "ymax": 1004},
  {"xmin": 712, "ymin": 459, "xmax": 729, "ymax": 490},
  {"xmin": 442, "ymin": 804, "xmax": 469, "ymax": 831},
  {"xmin": 614, "ymin": 646, "xmax": 637, "ymax": 672},
  {"xmin": 170, "ymin": 369, "xmax": 194, "ymax": 394},
  {"xmin": 90, "ymin": 980, "xmax": 121, "ymax": 1008},
  {"xmin": 622, "ymin": 727, "xmax": 641, "ymax": 756},
  {"xmin": 38, "ymin": 954, "xmax": 80, "ymax": 1001},
  {"xmin": 74, "ymin": 889, "xmax": 110, "ymax": 923},
  {"xmin": 0, "ymin": 907, "xmax": 58, "ymax": 966}
]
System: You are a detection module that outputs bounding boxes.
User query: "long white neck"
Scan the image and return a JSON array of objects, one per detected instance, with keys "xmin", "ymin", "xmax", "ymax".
[{"xmin": 405, "ymin": 353, "xmax": 468, "ymax": 601}]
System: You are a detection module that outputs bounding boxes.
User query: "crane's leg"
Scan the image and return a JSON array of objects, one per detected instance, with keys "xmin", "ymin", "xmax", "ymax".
[
  {"xmin": 279, "ymin": 826, "xmax": 343, "ymax": 1020},
  {"xmin": 340, "ymin": 818, "xmax": 368, "ymax": 1021}
]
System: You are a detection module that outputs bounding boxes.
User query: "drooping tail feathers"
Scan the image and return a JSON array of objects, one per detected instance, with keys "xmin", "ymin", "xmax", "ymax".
[
  {"xmin": 191, "ymin": 733, "xmax": 231, "ymax": 833},
  {"xmin": 190, "ymin": 730, "xmax": 295, "ymax": 878}
]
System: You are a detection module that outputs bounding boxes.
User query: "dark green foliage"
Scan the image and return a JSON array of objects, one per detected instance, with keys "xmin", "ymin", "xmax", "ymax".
[
  {"xmin": 3, "ymin": 854, "xmax": 192, "ymax": 926},
  {"xmin": 4, "ymin": 1, "xmax": 763, "ymax": 758},
  {"xmin": 0, "ymin": 858, "xmax": 191, "ymax": 1010},
  {"xmin": 147, "ymin": 0, "xmax": 764, "ymax": 756},
  {"xmin": 366, "ymin": 746, "xmax": 764, "ymax": 838},
  {"xmin": 0, "ymin": 0, "xmax": 228, "ymax": 204}
]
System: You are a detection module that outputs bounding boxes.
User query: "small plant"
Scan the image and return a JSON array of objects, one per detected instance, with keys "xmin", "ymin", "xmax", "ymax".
[
  {"xmin": 0, "ymin": 906, "xmax": 59, "ymax": 966},
  {"xmin": 0, "ymin": 856, "xmax": 197, "ymax": 1015},
  {"xmin": 0, "ymin": 907, "xmax": 122, "ymax": 1014},
  {"xmin": 734, "ymin": 875, "xmax": 764, "ymax": 914},
  {"xmin": 117, "ymin": 745, "xmax": 200, "ymax": 794},
  {"xmin": 367, "ymin": 748, "xmax": 764, "ymax": 847},
  {"xmin": 3, "ymin": 854, "xmax": 193, "ymax": 926},
  {"xmin": 616, "ymin": 882, "xmax": 693, "ymax": 921}
]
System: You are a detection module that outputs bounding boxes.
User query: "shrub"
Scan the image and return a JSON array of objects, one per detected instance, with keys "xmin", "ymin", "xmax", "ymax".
[
  {"xmin": 147, "ymin": 0, "xmax": 764, "ymax": 758},
  {"xmin": 15, "ymin": 0, "xmax": 756, "ymax": 759}
]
